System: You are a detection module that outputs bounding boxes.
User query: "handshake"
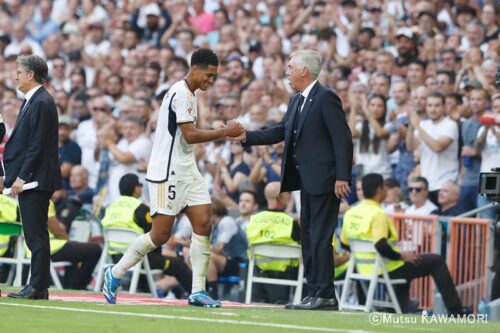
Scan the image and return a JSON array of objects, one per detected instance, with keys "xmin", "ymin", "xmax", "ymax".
[{"xmin": 222, "ymin": 119, "xmax": 246, "ymax": 141}]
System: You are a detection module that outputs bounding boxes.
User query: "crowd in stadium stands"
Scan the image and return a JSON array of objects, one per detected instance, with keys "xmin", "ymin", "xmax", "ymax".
[{"xmin": 0, "ymin": 0, "xmax": 499, "ymax": 304}]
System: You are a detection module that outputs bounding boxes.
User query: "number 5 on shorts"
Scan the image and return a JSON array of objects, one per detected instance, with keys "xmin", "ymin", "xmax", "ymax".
[{"xmin": 168, "ymin": 185, "xmax": 176, "ymax": 200}]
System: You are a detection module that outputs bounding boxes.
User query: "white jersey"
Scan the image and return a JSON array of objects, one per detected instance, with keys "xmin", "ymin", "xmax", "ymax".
[{"xmin": 146, "ymin": 80, "xmax": 201, "ymax": 182}]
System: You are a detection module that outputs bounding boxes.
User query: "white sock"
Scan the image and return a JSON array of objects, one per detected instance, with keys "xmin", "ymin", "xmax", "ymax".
[
  {"xmin": 190, "ymin": 233, "xmax": 210, "ymax": 293},
  {"xmin": 112, "ymin": 233, "xmax": 157, "ymax": 279}
]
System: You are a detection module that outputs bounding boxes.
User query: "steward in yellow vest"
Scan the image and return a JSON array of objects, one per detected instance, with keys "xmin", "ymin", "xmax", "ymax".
[
  {"xmin": 101, "ymin": 173, "xmax": 192, "ymax": 294},
  {"xmin": 341, "ymin": 173, "xmax": 468, "ymax": 315},
  {"xmin": 0, "ymin": 194, "xmax": 20, "ymax": 257},
  {"xmin": 332, "ymin": 236, "xmax": 349, "ymax": 280},
  {"xmin": 246, "ymin": 182, "xmax": 300, "ymax": 304}
]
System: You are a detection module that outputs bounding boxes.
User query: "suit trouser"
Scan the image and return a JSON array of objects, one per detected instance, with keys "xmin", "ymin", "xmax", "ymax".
[
  {"xmin": 19, "ymin": 190, "xmax": 52, "ymax": 289},
  {"xmin": 51, "ymin": 241, "xmax": 102, "ymax": 289},
  {"xmin": 300, "ymin": 190, "xmax": 340, "ymax": 298},
  {"xmin": 388, "ymin": 254, "xmax": 462, "ymax": 312}
]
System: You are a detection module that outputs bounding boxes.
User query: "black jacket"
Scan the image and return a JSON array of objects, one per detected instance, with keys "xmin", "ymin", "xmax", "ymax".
[
  {"xmin": 3, "ymin": 87, "xmax": 62, "ymax": 191},
  {"xmin": 244, "ymin": 82, "xmax": 353, "ymax": 195}
]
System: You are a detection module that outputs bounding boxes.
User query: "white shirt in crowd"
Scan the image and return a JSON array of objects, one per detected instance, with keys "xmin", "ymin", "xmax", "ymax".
[
  {"xmin": 417, "ymin": 117, "xmax": 459, "ymax": 191},
  {"xmin": 405, "ymin": 200, "xmax": 438, "ymax": 216},
  {"xmin": 108, "ymin": 134, "xmax": 152, "ymax": 203},
  {"xmin": 477, "ymin": 125, "xmax": 500, "ymax": 173}
]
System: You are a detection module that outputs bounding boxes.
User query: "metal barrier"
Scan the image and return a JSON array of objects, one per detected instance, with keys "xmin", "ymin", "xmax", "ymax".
[
  {"xmin": 392, "ymin": 213, "xmax": 438, "ymax": 310},
  {"xmin": 448, "ymin": 217, "xmax": 491, "ymax": 314}
]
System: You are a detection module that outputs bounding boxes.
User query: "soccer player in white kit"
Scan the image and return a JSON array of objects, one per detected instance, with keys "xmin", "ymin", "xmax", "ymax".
[{"xmin": 103, "ymin": 48, "xmax": 244, "ymax": 307}]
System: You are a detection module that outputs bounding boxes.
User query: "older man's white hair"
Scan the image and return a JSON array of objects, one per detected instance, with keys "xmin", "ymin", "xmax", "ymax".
[{"xmin": 290, "ymin": 50, "xmax": 323, "ymax": 79}]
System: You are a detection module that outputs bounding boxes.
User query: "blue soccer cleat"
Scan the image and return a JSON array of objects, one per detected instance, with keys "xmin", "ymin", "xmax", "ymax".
[
  {"xmin": 188, "ymin": 291, "xmax": 222, "ymax": 308},
  {"xmin": 102, "ymin": 265, "xmax": 121, "ymax": 304}
]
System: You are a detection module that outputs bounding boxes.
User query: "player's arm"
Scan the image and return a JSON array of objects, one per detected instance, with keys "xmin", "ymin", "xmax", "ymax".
[{"xmin": 179, "ymin": 121, "xmax": 243, "ymax": 144}]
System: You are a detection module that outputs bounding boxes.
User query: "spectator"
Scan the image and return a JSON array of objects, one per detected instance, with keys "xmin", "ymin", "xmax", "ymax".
[
  {"xmin": 382, "ymin": 178, "xmax": 408, "ymax": 215},
  {"xmin": 75, "ymin": 95, "xmax": 113, "ymax": 189},
  {"xmin": 104, "ymin": 116, "xmax": 152, "ymax": 203},
  {"xmin": 459, "ymin": 88, "xmax": 490, "ymax": 212},
  {"xmin": 475, "ymin": 94, "xmax": 500, "ymax": 220},
  {"xmin": 131, "ymin": 3, "xmax": 172, "ymax": 47},
  {"xmin": 405, "ymin": 176, "xmax": 437, "ymax": 215},
  {"xmin": 26, "ymin": 0, "xmax": 60, "ymax": 43},
  {"xmin": 349, "ymin": 94, "xmax": 392, "ymax": 179},
  {"xmin": 236, "ymin": 190, "xmax": 259, "ymax": 232},
  {"xmin": 207, "ymin": 198, "xmax": 248, "ymax": 300},
  {"xmin": 215, "ymin": 141, "xmax": 250, "ymax": 205},
  {"xmin": 189, "ymin": 0, "xmax": 216, "ymax": 34},
  {"xmin": 248, "ymin": 144, "xmax": 283, "ymax": 208},
  {"xmin": 406, "ymin": 92, "xmax": 459, "ymax": 204},
  {"xmin": 58, "ymin": 115, "xmax": 82, "ymax": 189},
  {"xmin": 431, "ymin": 181, "xmax": 465, "ymax": 217}
]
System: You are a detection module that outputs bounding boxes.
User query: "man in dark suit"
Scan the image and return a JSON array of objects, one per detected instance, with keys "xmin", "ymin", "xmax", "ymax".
[
  {"xmin": 232, "ymin": 50, "xmax": 353, "ymax": 310},
  {"xmin": 1, "ymin": 55, "xmax": 61, "ymax": 300}
]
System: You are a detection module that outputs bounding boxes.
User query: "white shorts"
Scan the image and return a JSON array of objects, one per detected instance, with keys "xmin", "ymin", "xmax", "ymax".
[{"xmin": 148, "ymin": 178, "xmax": 211, "ymax": 216}]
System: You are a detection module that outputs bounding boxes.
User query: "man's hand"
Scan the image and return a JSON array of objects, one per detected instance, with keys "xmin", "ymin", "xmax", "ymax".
[
  {"xmin": 225, "ymin": 119, "xmax": 246, "ymax": 140},
  {"xmin": 400, "ymin": 252, "xmax": 421, "ymax": 265},
  {"xmin": 408, "ymin": 112, "xmax": 420, "ymax": 128},
  {"xmin": 334, "ymin": 180, "xmax": 351, "ymax": 199},
  {"xmin": 11, "ymin": 177, "xmax": 26, "ymax": 196}
]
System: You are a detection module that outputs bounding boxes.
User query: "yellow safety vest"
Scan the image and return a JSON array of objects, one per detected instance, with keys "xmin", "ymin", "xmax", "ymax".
[
  {"xmin": 25, "ymin": 201, "xmax": 68, "ymax": 258},
  {"xmin": 101, "ymin": 196, "xmax": 143, "ymax": 254},
  {"xmin": 0, "ymin": 195, "xmax": 19, "ymax": 256},
  {"xmin": 246, "ymin": 210, "xmax": 299, "ymax": 272},
  {"xmin": 343, "ymin": 199, "xmax": 405, "ymax": 275},
  {"xmin": 332, "ymin": 237, "xmax": 349, "ymax": 278}
]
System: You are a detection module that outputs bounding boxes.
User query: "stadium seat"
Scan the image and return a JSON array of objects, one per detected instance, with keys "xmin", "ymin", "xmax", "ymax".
[
  {"xmin": 0, "ymin": 222, "xmax": 70, "ymax": 289},
  {"xmin": 339, "ymin": 239, "xmax": 406, "ymax": 313},
  {"xmin": 245, "ymin": 243, "xmax": 304, "ymax": 304},
  {"xmin": 0, "ymin": 221, "xmax": 24, "ymax": 286},
  {"xmin": 93, "ymin": 228, "xmax": 162, "ymax": 297},
  {"xmin": 68, "ymin": 220, "xmax": 91, "ymax": 243}
]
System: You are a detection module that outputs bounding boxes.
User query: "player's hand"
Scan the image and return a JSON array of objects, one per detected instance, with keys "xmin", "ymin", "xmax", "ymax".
[
  {"xmin": 11, "ymin": 177, "xmax": 25, "ymax": 196},
  {"xmin": 334, "ymin": 180, "xmax": 350, "ymax": 199},
  {"xmin": 225, "ymin": 119, "xmax": 245, "ymax": 137},
  {"xmin": 227, "ymin": 131, "xmax": 246, "ymax": 142}
]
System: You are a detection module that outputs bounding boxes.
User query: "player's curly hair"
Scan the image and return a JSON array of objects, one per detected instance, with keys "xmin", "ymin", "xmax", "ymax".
[{"xmin": 191, "ymin": 48, "xmax": 219, "ymax": 68}]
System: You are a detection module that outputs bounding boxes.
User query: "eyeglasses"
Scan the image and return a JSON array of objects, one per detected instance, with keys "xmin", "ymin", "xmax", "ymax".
[
  {"xmin": 409, "ymin": 187, "xmax": 424, "ymax": 193},
  {"xmin": 436, "ymin": 80, "xmax": 447, "ymax": 86},
  {"xmin": 93, "ymin": 107, "xmax": 108, "ymax": 112}
]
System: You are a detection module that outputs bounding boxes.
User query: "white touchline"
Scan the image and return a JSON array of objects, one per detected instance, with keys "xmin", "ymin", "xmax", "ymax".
[{"xmin": 0, "ymin": 302, "xmax": 375, "ymax": 333}]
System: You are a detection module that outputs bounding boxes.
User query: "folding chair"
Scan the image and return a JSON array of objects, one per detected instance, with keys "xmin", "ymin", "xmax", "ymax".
[
  {"xmin": 94, "ymin": 228, "xmax": 161, "ymax": 297},
  {"xmin": 0, "ymin": 222, "xmax": 24, "ymax": 286},
  {"xmin": 68, "ymin": 220, "xmax": 91, "ymax": 243},
  {"xmin": 245, "ymin": 243, "xmax": 304, "ymax": 304},
  {"xmin": 339, "ymin": 239, "xmax": 406, "ymax": 314},
  {"xmin": 0, "ymin": 221, "xmax": 70, "ymax": 289}
]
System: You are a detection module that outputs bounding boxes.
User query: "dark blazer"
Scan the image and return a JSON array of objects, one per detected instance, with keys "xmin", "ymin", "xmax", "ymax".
[
  {"xmin": 3, "ymin": 87, "xmax": 62, "ymax": 191},
  {"xmin": 244, "ymin": 82, "xmax": 353, "ymax": 195}
]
